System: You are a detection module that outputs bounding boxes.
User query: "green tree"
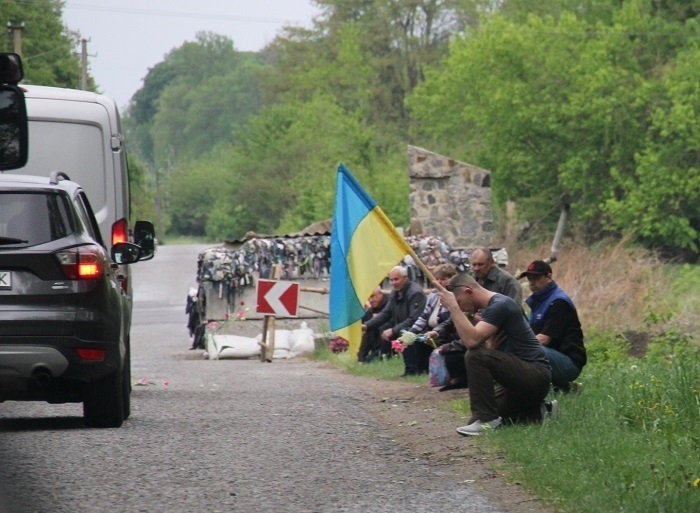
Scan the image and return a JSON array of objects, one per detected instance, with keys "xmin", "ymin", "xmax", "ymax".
[
  {"xmin": 203, "ymin": 94, "xmax": 408, "ymax": 241},
  {"xmin": 1, "ymin": 0, "xmax": 81, "ymax": 88},
  {"xmin": 268, "ymin": 0, "xmax": 466, "ymax": 136},
  {"xmin": 150, "ymin": 60, "xmax": 263, "ymax": 166},
  {"xmin": 167, "ymin": 147, "xmax": 235, "ymax": 236},
  {"xmin": 605, "ymin": 44, "xmax": 700, "ymax": 251},
  {"xmin": 495, "ymin": 0, "xmax": 622, "ymax": 24},
  {"xmin": 127, "ymin": 156, "xmax": 159, "ymax": 227},
  {"xmin": 409, "ymin": 2, "xmax": 694, "ymax": 244},
  {"xmin": 126, "ymin": 32, "xmax": 262, "ymax": 169}
]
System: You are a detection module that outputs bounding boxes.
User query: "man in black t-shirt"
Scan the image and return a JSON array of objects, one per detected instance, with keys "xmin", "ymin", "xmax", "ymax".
[
  {"xmin": 518, "ymin": 260, "xmax": 586, "ymax": 393},
  {"xmin": 435, "ymin": 273, "xmax": 552, "ymax": 436}
]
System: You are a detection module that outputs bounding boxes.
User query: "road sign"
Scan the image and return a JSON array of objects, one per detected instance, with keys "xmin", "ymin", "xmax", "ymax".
[{"xmin": 256, "ymin": 279, "xmax": 300, "ymax": 317}]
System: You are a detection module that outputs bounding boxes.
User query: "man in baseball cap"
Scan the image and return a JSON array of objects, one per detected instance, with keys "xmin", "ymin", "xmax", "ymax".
[
  {"xmin": 519, "ymin": 260, "xmax": 586, "ymax": 395},
  {"xmin": 517, "ymin": 260, "xmax": 553, "ymax": 280}
]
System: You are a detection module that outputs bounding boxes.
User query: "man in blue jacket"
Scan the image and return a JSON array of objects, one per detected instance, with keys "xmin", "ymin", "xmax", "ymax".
[{"xmin": 518, "ymin": 260, "xmax": 586, "ymax": 393}]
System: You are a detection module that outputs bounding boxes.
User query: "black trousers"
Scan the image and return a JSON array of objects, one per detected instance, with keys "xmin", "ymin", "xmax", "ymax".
[
  {"xmin": 402, "ymin": 342, "xmax": 433, "ymax": 374},
  {"xmin": 358, "ymin": 328, "xmax": 381, "ymax": 363},
  {"xmin": 358, "ymin": 328, "xmax": 393, "ymax": 362},
  {"xmin": 444, "ymin": 351, "xmax": 467, "ymax": 383},
  {"xmin": 466, "ymin": 346, "xmax": 551, "ymax": 424}
]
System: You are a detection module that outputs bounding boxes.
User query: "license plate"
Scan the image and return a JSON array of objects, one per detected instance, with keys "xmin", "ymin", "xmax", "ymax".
[{"xmin": 0, "ymin": 271, "xmax": 11, "ymax": 289}]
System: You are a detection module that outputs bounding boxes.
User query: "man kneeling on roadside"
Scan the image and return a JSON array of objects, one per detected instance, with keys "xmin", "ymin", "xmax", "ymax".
[
  {"xmin": 518, "ymin": 260, "xmax": 586, "ymax": 394},
  {"xmin": 435, "ymin": 273, "xmax": 552, "ymax": 436}
]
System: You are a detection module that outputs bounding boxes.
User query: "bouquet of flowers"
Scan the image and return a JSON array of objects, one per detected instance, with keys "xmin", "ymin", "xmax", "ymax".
[
  {"xmin": 397, "ymin": 330, "xmax": 418, "ymax": 346},
  {"xmin": 396, "ymin": 330, "xmax": 437, "ymax": 349},
  {"xmin": 391, "ymin": 339, "xmax": 405, "ymax": 354},
  {"xmin": 329, "ymin": 336, "xmax": 349, "ymax": 353}
]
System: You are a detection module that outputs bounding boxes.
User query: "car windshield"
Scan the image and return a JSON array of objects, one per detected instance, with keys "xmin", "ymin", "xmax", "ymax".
[{"xmin": 0, "ymin": 192, "xmax": 75, "ymax": 246}]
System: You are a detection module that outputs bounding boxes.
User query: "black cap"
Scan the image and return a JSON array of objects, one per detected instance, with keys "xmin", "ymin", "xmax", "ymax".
[{"xmin": 517, "ymin": 260, "xmax": 552, "ymax": 279}]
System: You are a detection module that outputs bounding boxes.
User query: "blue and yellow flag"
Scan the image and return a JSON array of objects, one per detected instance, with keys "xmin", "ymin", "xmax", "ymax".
[{"xmin": 330, "ymin": 163, "xmax": 413, "ymax": 355}]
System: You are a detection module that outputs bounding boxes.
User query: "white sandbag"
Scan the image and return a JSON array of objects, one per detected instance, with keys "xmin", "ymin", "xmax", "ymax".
[
  {"xmin": 205, "ymin": 333, "xmax": 217, "ymax": 360},
  {"xmin": 272, "ymin": 330, "xmax": 291, "ymax": 351},
  {"xmin": 208, "ymin": 334, "xmax": 260, "ymax": 360},
  {"xmin": 288, "ymin": 321, "xmax": 315, "ymax": 357},
  {"xmin": 273, "ymin": 348, "xmax": 291, "ymax": 359},
  {"xmin": 255, "ymin": 330, "xmax": 292, "ymax": 359},
  {"xmin": 272, "ymin": 330, "xmax": 291, "ymax": 359}
]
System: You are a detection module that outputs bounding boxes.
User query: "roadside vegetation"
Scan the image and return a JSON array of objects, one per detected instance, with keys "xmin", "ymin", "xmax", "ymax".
[
  {"xmin": 8, "ymin": 1, "xmax": 699, "ymax": 257},
  {"xmin": 313, "ymin": 239, "xmax": 700, "ymax": 513}
]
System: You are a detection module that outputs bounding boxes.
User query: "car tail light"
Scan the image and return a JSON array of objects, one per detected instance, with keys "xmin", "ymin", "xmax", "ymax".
[
  {"xmin": 54, "ymin": 245, "xmax": 104, "ymax": 279},
  {"xmin": 112, "ymin": 218, "xmax": 128, "ymax": 246},
  {"xmin": 76, "ymin": 348, "xmax": 105, "ymax": 361}
]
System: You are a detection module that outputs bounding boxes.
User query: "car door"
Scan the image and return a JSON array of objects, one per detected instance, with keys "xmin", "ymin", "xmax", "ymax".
[{"xmin": 73, "ymin": 190, "xmax": 128, "ymax": 346}]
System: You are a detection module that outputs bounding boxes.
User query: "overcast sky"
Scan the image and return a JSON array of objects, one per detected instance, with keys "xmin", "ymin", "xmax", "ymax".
[{"xmin": 62, "ymin": 0, "xmax": 320, "ymax": 109}]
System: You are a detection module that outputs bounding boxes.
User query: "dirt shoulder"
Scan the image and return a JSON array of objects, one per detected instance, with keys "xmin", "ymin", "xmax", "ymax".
[{"xmin": 331, "ymin": 368, "xmax": 553, "ymax": 513}]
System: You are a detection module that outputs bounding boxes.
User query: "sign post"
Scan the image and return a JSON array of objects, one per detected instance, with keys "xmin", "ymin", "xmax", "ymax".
[
  {"xmin": 256, "ymin": 266, "xmax": 300, "ymax": 362},
  {"xmin": 256, "ymin": 279, "xmax": 300, "ymax": 317}
]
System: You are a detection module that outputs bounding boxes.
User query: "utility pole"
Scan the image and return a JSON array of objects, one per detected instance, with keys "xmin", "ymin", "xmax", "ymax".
[
  {"xmin": 7, "ymin": 22, "xmax": 25, "ymax": 58},
  {"xmin": 80, "ymin": 38, "xmax": 89, "ymax": 90}
]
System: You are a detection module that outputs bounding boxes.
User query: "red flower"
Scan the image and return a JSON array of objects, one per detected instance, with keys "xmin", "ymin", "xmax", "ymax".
[{"xmin": 329, "ymin": 337, "xmax": 349, "ymax": 353}]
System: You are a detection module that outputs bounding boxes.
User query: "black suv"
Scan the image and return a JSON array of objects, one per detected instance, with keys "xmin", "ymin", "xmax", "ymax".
[{"xmin": 0, "ymin": 172, "xmax": 153, "ymax": 427}]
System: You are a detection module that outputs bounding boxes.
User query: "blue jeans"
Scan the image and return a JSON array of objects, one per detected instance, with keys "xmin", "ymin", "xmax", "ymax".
[{"xmin": 543, "ymin": 347, "xmax": 581, "ymax": 388}]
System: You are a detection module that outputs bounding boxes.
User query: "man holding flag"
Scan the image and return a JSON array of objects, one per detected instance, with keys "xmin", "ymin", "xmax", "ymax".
[{"xmin": 330, "ymin": 164, "xmax": 419, "ymax": 356}]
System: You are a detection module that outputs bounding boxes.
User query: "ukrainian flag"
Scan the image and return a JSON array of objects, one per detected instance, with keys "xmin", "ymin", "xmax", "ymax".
[{"xmin": 330, "ymin": 164, "xmax": 413, "ymax": 355}]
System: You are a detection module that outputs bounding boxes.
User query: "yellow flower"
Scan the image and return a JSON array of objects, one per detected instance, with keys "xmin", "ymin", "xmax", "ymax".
[{"xmin": 693, "ymin": 478, "xmax": 700, "ymax": 488}]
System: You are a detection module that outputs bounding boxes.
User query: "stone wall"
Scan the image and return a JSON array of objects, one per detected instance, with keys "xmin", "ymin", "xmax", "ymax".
[{"xmin": 408, "ymin": 145, "xmax": 493, "ymax": 248}]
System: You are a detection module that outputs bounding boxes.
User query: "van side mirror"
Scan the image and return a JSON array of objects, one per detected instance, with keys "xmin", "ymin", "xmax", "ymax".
[
  {"xmin": 133, "ymin": 220, "xmax": 156, "ymax": 261},
  {"xmin": 0, "ymin": 53, "xmax": 28, "ymax": 171}
]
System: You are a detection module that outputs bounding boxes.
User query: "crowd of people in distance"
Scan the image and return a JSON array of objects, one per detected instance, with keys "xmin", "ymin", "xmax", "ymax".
[{"xmin": 358, "ymin": 248, "xmax": 587, "ymax": 436}]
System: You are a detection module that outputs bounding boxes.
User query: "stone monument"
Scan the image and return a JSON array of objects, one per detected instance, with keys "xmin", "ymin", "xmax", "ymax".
[{"xmin": 408, "ymin": 145, "xmax": 493, "ymax": 248}]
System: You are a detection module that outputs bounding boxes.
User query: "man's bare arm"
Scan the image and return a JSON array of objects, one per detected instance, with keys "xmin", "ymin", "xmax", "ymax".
[{"xmin": 433, "ymin": 281, "xmax": 498, "ymax": 349}]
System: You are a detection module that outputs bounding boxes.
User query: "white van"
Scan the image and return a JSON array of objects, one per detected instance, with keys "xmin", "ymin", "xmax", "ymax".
[{"xmin": 15, "ymin": 85, "xmax": 130, "ymax": 248}]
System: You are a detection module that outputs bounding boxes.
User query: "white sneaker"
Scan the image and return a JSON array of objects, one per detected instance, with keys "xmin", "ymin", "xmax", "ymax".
[
  {"xmin": 456, "ymin": 417, "xmax": 502, "ymax": 436},
  {"xmin": 542, "ymin": 399, "xmax": 559, "ymax": 420}
]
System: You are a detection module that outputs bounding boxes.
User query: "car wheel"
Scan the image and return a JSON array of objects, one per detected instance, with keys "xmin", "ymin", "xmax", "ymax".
[
  {"xmin": 83, "ymin": 370, "xmax": 124, "ymax": 428},
  {"xmin": 122, "ymin": 339, "xmax": 131, "ymax": 420}
]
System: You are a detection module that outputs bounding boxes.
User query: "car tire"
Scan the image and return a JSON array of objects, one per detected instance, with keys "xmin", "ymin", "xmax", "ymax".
[
  {"xmin": 122, "ymin": 339, "xmax": 131, "ymax": 420},
  {"xmin": 83, "ymin": 370, "xmax": 124, "ymax": 428}
]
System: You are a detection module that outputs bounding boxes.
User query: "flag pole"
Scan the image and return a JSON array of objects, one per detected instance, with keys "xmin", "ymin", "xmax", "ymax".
[{"xmin": 406, "ymin": 247, "xmax": 437, "ymax": 285}]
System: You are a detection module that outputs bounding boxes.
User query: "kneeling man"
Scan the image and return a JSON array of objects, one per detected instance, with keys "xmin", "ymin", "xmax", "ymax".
[{"xmin": 435, "ymin": 273, "xmax": 551, "ymax": 435}]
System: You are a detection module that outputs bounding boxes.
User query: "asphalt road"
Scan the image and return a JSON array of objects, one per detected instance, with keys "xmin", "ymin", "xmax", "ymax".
[{"xmin": 0, "ymin": 244, "xmax": 503, "ymax": 513}]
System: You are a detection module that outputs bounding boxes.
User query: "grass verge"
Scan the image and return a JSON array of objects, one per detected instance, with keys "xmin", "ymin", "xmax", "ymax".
[
  {"xmin": 489, "ymin": 332, "xmax": 700, "ymax": 513},
  {"xmin": 313, "ymin": 344, "xmax": 426, "ymax": 384}
]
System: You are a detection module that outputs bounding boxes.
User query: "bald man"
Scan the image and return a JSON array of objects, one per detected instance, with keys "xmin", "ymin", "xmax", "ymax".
[{"xmin": 362, "ymin": 266, "xmax": 427, "ymax": 363}]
